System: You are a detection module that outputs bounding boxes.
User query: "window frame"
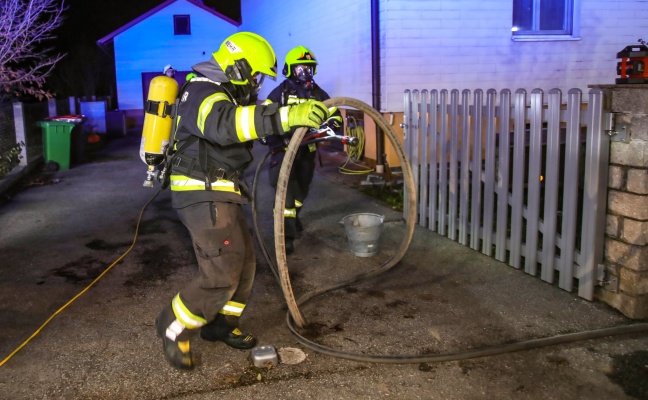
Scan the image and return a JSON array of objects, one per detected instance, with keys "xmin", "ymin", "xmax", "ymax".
[
  {"xmin": 512, "ymin": 0, "xmax": 581, "ymax": 42},
  {"xmin": 173, "ymin": 14, "xmax": 191, "ymax": 36}
]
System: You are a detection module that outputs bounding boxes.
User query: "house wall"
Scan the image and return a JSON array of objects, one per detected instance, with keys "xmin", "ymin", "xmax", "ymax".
[
  {"xmin": 238, "ymin": 0, "xmax": 373, "ymax": 106},
  {"xmin": 114, "ymin": 0, "xmax": 237, "ymax": 111},
  {"xmin": 241, "ymin": 0, "xmax": 648, "ymax": 113}
]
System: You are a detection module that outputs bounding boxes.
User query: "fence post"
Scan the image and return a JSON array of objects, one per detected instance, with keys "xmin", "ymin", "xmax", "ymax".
[
  {"xmin": 47, "ymin": 99, "xmax": 57, "ymax": 117},
  {"xmin": 494, "ymin": 90, "xmax": 511, "ymax": 262},
  {"xmin": 509, "ymin": 89, "xmax": 527, "ymax": 269},
  {"xmin": 69, "ymin": 97, "xmax": 77, "ymax": 115},
  {"xmin": 591, "ymin": 84, "xmax": 648, "ymax": 318},
  {"xmin": 403, "ymin": 90, "xmax": 412, "ymax": 220},
  {"xmin": 13, "ymin": 102, "xmax": 28, "ymax": 167}
]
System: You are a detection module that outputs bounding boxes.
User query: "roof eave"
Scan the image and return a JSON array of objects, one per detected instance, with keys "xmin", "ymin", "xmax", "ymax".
[{"xmin": 96, "ymin": 0, "xmax": 240, "ymax": 46}]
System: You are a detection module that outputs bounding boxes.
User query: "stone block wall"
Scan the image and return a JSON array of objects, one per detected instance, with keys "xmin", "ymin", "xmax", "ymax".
[{"xmin": 593, "ymin": 84, "xmax": 648, "ymax": 319}]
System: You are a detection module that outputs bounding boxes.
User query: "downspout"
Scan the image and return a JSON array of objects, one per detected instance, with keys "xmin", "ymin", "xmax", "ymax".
[
  {"xmin": 371, "ymin": 0, "xmax": 385, "ymax": 172},
  {"xmin": 96, "ymin": 40, "xmax": 118, "ymax": 110}
]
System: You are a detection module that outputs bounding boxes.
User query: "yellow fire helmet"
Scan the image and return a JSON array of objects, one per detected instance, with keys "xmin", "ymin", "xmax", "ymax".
[
  {"xmin": 282, "ymin": 45, "xmax": 318, "ymax": 78},
  {"xmin": 213, "ymin": 32, "xmax": 277, "ymax": 89}
]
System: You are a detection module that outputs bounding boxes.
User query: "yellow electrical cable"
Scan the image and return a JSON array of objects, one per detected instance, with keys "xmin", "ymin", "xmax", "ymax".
[
  {"xmin": 339, "ymin": 116, "xmax": 373, "ymax": 175},
  {"xmin": 0, "ymin": 187, "xmax": 161, "ymax": 368},
  {"xmin": 346, "ymin": 116, "xmax": 364, "ymax": 159}
]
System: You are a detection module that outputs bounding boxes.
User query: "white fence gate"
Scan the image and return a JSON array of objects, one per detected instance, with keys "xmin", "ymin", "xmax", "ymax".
[{"xmin": 403, "ymin": 88, "xmax": 610, "ymax": 300}]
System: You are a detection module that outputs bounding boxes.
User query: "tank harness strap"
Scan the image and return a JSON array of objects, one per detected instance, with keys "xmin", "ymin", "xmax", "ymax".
[
  {"xmin": 159, "ymin": 93, "xmax": 184, "ymax": 190},
  {"xmin": 198, "ymin": 136, "xmax": 211, "ymax": 190},
  {"xmin": 145, "ymin": 99, "xmax": 174, "ymax": 118},
  {"xmin": 166, "ymin": 78, "xmax": 242, "ymax": 192},
  {"xmin": 170, "ymin": 138, "xmax": 241, "ymax": 192}
]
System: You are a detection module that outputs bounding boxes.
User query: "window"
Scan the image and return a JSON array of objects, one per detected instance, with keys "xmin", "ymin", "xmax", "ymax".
[
  {"xmin": 174, "ymin": 15, "xmax": 191, "ymax": 35},
  {"xmin": 512, "ymin": 0, "xmax": 579, "ymax": 41}
]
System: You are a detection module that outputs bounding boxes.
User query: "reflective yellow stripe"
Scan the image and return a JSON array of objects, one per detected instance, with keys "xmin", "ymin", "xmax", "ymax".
[
  {"xmin": 295, "ymin": 200, "xmax": 303, "ymax": 208},
  {"xmin": 172, "ymin": 294, "xmax": 207, "ymax": 328},
  {"xmin": 218, "ymin": 301, "xmax": 246, "ymax": 316},
  {"xmin": 165, "ymin": 319, "xmax": 185, "ymax": 341},
  {"xmin": 286, "ymin": 96, "xmax": 307, "ymax": 105},
  {"xmin": 279, "ymin": 106, "xmax": 290, "ymax": 131},
  {"xmin": 173, "ymin": 116, "xmax": 181, "ymax": 143},
  {"xmin": 262, "ymin": 99, "xmax": 272, "ymax": 105},
  {"xmin": 170, "ymin": 175, "xmax": 241, "ymax": 194},
  {"xmin": 284, "ymin": 208, "xmax": 297, "ymax": 218},
  {"xmin": 235, "ymin": 105, "xmax": 258, "ymax": 142},
  {"xmin": 198, "ymin": 93, "xmax": 230, "ymax": 133}
]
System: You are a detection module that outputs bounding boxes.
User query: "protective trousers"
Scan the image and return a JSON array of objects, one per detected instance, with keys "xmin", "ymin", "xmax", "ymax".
[
  {"xmin": 269, "ymin": 147, "xmax": 316, "ymax": 242},
  {"xmin": 175, "ymin": 201, "xmax": 256, "ymax": 323}
]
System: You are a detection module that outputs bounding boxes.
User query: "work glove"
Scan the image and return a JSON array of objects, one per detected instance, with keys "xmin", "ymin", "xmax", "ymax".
[
  {"xmin": 284, "ymin": 100, "xmax": 329, "ymax": 130},
  {"xmin": 323, "ymin": 114, "xmax": 343, "ymax": 130}
]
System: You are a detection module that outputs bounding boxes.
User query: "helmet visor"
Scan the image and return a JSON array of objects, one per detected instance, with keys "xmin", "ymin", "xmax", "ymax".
[
  {"xmin": 250, "ymin": 72, "xmax": 276, "ymax": 93},
  {"xmin": 293, "ymin": 65, "xmax": 314, "ymax": 82},
  {"xmin": 251, "ymin": 73, "xmax": 265, "ymax": 93}
]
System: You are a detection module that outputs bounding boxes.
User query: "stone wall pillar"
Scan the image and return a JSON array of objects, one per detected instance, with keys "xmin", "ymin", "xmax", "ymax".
[{"xmin": 591, "ymin": 84, "xmax": 648, "ymax": 319}]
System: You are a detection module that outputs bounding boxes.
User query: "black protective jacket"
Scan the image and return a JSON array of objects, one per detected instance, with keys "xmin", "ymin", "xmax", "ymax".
[{"xmin": 170, "ymin": 58, "xmax": 285, "ymax": 208}]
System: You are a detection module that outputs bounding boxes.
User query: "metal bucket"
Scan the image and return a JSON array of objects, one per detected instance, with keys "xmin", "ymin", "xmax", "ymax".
[{"xmin": 342, "ymin": 213, "xmax": 385, "ymax": 257}]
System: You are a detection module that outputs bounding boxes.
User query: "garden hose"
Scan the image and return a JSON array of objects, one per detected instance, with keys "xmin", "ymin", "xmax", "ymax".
[
  {"xmin": 338, "ymin": 116, "xmax": 373, "ymax": 175},
  {"xmin": 0, "ymin": 187, "xmax": 163, "ymax": 367},
  {"xmin": 264, "ymin": 96, "xmax": 648, "ymax": 365},
  {"xmin": 345, "ymin": 116, "xmax": 364, "ymax": 160}
]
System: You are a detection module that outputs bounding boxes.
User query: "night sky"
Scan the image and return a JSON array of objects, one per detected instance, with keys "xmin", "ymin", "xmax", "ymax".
[
  {"xmin": 49, "ymin": 0, "xmax": 240, "ymax": 98},
  {"xmin": 55, "ymin": 0, "xmax": 240, "ymax": 50},
  {"xmin": 55, "ymin": 0, "xmax": 167, "ymax": 49}
]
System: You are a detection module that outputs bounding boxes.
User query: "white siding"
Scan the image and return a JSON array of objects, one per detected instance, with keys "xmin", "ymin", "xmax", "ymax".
[
  {"xmin": 239, "ymin": 0, "xmax": 373, "ymax": 106},
  {"xmin": 114, "ymin": 0, "xmax": 237, "ymax": 110},
  {"xmin": 242, "ymin": 0, "xmax": 648, "ymax": 112}
]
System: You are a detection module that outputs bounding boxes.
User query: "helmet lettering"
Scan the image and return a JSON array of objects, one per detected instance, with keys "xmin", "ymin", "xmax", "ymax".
[{"xmin": 225, "ymin": 40, "xmax": 240, "ymax": 53}]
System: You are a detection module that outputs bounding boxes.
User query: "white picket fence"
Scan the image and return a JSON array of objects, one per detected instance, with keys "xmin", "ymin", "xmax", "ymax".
[{"xmin": 403, "ymin": 88, "xmax": 609, "ymax": 300}]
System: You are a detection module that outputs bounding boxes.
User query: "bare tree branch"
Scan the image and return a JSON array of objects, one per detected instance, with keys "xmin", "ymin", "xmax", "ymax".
[{"xmin": 0, "ymin": 0, "xmax": 66, "ymax": 102}]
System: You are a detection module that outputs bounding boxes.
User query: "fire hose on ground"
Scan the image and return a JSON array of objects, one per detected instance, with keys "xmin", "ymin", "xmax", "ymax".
[{"xmin": 251, "ymin": 96, "xmax": 648, "ymax": 364}]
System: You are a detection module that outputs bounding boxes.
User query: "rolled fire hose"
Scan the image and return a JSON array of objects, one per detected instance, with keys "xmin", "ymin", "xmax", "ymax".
[
  {"xmin": 253, "ymin": 96, "xmax": 648, "ymax": 364},
  {"xmin": 270, "ymin": 97, "xmax": 417, "ymax": 328}
]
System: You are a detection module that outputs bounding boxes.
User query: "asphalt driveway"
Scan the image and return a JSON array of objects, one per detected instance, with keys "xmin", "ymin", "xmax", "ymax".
[{"xmin": 0, "ymin": 134, "xmax": 646, "ymax": 400}]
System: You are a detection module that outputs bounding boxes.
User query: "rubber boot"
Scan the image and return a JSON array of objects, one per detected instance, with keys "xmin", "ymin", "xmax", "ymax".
[
  {"xmin": 200, "ymin": 314, "xmax": 257, "ymax": 350},
  {"xmin": 155, "ymin": 305, "xmax": 195, "ymax": 370},
  {"xmin": 285, "ymin": 239, "xmax": 295, "ymax": 255},
  {"xmin": 285, "ymin": 213, "xmax": 298, "ymax": 253}
]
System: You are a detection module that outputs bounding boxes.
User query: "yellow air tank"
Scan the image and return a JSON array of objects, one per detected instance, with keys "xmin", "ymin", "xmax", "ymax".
[{"xmin": 140, "ymin": 75, "xmax": 179, "ymax": 187}]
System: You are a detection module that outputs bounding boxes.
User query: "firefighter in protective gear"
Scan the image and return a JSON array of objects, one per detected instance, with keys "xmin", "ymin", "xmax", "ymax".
[
  {"xmin": 163, "ymin": 64, "xmax": 176, "ymax": 78},
  {"xmin": 155, "ymin": 32, "xmax": 329, "ymax": 370},
  {"xmin": 261, "ymin": 45, "xmax": 343, "ymax": 254}
]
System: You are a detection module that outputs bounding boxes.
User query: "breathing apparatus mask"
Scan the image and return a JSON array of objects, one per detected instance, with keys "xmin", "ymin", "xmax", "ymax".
[
  {"xmin": 226, "ymin": 58, "xmax": 274, "ymax": 104},
  {"xmin": 292, "ymin": 64, "xmax": 315, "ymax": 90}
]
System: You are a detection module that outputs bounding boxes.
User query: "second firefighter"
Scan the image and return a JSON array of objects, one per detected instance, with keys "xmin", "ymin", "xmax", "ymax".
[{"xmin": 261, "ymin": 45, "xmax": 343, "ymax": 254}]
